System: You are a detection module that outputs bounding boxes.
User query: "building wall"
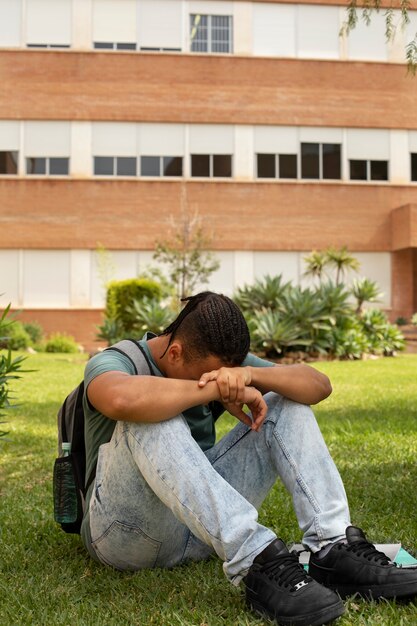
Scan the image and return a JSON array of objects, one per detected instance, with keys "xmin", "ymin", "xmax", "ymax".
[{"xmin": 1, "ymin": 0, "xmax": 416, "ymax": 344}]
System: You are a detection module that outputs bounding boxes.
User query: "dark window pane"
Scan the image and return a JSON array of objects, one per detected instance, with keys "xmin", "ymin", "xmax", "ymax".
[
  {"xmin": 116, "ymin": 42, "xmax": 136, "ymax": 50},
  {"xmin": 49, "ymin": 44, "xmax": 70, "ymax": 48},
  {"xmin": 117, "ymin": 157, "xmax": 137, "ymax": 176},
  {"xmin": 350, "ymin": 160, "xmax": 367, "ymax": 180},
  {"xmin": 162, "ymin": 47, "xmax": 181, "ymax": 52},
  {"xmin": 26, "ymin": 157, "xmax": 46, "ymax": 175},
  {"xmin": 412, "ymin": 153, "xmax": 417, "ymax": 182},
  {"xmin": 140, "ymin": 47, "xmax": 161, "ymax": 51},
  {"xmin": 27, "ymin": 43, "xmax": 48, "ymax": 48},
  {"xmin": 213, "ymin": 154, "xmax": 232, "ymax": 177},
  {"xmin": 211, "ymin": 15, "xmax": 232, "ymax": 53},
  {"xmin": 370, "ymin": 160, "xmax": 388, "ymax": 181},
  {"xmin": 257, "ymin": 154, "xmax": 275, "ymax": 178},
  {"xmin": 322, "ymin": 143, "xmax": 341, "ymax": 179},
  {"xmin": 191, "ymin": 154, "xmax": 210, "ymax": 177},
  {"xmin": 163, "ymin": 156, "xmax": 182, "ymax": 176},
  {"xmin": 94, "ymin": 42, "xmax": 114, "ymax": 49},
  {"xmin": 94, "ymin": 156, "xmax": 114, "ymax": 175},
  {"xmin": 190, "ymin": 14, "xmax": 208, "ymax": 52},
  {"xmin": 141, "ymin": 156, "xmax": 160, "ymax": 176},
  {"xmin": 50, "ymin": 157, "xmax": 69, "ymax": 175},
  {"xmin": 301, "ymin": 143, "xmax": 319, "ymax": 179},
  {"xmin": 279, "ymin": 154, "xmax": 297, "ymax": 179},
  {"xmin": 0, "ymin": 151, "xmax": 18, "ymax": 174}
]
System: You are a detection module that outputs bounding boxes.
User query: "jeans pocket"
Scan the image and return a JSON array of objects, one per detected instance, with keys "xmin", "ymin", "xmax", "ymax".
[{"xmin": 92, "ymin": 520, "xmax": 161, "ymax": 571}]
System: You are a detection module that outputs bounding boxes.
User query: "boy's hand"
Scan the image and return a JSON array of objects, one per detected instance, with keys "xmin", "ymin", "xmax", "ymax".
[
  {"xmin": 198, "ymin": 366, "xmax": 252, "ymax": 403},
  {"xmin": 223, "ymin": 386, "xmax": 267, "ymax": 432}
]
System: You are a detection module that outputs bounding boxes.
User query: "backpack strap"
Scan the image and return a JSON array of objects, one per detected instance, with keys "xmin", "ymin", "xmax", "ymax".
[{"xmin": 106, "ymin": 339, "xmax": 156, "ymax": 376}]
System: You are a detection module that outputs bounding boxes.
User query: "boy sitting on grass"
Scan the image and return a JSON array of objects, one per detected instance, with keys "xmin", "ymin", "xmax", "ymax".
[{"xmin": 81, "ymin": 291, "xmax": 417, "ymax": 626}]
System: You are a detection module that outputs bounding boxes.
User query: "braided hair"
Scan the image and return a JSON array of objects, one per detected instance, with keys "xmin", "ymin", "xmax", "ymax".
[{"xmin": 160, "ymin": 292, "xmax": 250, "ymax": 366}]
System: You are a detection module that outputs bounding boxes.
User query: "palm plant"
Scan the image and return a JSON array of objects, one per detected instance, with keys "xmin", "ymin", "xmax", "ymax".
[
  {"xmin": 325, "ymin": 247, "xmax": 360, "ymax": 285},
  {"xmin": 303, "ymin": 250, "xmax": 329, "ymax": 284},
  {"xmin": 350, "ymin": 277, "xmax": 383, "ymax": 314}
]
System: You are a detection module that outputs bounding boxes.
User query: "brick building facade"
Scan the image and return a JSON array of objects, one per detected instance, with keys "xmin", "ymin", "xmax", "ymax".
[{"xmin": 0, "ymin": 0, "xmax": 416, "ymax": 349}]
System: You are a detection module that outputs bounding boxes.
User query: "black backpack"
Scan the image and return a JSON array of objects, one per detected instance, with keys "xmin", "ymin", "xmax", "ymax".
[{"xmin": 53, "ymin": 339, "xmax": 154, "ymax": 534}]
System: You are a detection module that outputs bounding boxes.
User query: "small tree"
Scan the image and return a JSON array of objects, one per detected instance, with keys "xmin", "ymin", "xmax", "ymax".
[{"xmin": 153, "ymin": 210, "xmax": 220, "ymax": 301}]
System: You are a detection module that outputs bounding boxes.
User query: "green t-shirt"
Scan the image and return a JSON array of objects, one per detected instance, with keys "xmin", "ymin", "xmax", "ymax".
[{"xmin": 83, "ymin": 334, "xmax": 275, "ymax": 492}]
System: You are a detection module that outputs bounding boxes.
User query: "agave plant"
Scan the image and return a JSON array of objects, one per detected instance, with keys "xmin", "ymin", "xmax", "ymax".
[
  {"xmin": 233, "ymin": 274, "xmax": 292, "ymax": 313},
  {"xmin": 129, "ymin": 297, "xmax": 176, "ymax": 335},
  {"xmin": 251, "ymin": 308, "xmax": 311, "ymax": 356}
]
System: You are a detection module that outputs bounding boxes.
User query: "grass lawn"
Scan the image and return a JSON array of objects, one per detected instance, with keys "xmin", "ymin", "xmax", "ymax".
[{"xmin": 0, "ymin": 352, "xmax": 416, "ymax": 626}]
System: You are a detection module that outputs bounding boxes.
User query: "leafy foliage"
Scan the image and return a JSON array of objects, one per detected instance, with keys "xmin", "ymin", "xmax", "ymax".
[
  {"xmin": 153, "ymin": 212, "xmax": 220, "ymax": 300},
  {"xmin": 233, "ymin": 265, "xmax": 405, "ymax": 360},
  {"xmin": 0, "ymin": 304, "xmax": 27, "ymax": 440},
  {"xmin": 342, "ymin": 0, "xmax": 417, "ymax": 74},
  {"xmin": 127, "ymin": 297, "xmax": 176, "ymax": 336},
  {"xmin": 0, "ymin": 320, "xmax": 32, "ymax": 351},
  {"xmin": 105, "ymin": 278, "xmax": 162, "ymax": 335}
]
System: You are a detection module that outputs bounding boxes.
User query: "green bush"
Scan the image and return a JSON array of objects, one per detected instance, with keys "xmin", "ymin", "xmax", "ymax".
[
  {"xmin": 44, "ymin": 333, "xmax": 79, "ymax": 353},
  {"xmin": 23, "ymin": 321, "xmax": 44, "ymax": 345},
  {"xmin": 395, "ymin": 316, "xmax": 408, "ymax": 326},
  {"xmin": 411, "ymin": 312, "xmax": 417, "ymax": 326},
  {"xmin": 0, "ymin": 320, "xmax": 32, "ymax": 351},
  {"xmin": 105, "ymin": 278, "xmax": 162, "ymax": 334}
]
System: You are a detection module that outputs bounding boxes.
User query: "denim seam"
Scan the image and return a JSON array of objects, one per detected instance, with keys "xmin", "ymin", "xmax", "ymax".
[
  {"xmin": 273, "ymin": 428, "xmax": 322, "ymax": 518},
  {"xmin": 208, "ymin": 425, "xmax": 252, "ymax": 465}
]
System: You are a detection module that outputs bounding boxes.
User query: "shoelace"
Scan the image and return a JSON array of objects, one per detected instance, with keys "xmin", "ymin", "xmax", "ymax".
[
  {"xmin": 341, "ymin": 540, "xmax": 392, "ymax": 565},
  {"xmin": 260, "ymin": 551, "xmax": 311, "ymax": 589}
]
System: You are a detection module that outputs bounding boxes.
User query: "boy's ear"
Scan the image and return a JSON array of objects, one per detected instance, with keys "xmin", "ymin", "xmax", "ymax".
[{"xmin": 167, "ymin": 341, "xmax": 184, "ymax": 363}]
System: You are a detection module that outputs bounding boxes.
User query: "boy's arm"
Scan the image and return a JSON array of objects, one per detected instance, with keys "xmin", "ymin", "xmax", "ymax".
[
  {"xmin": 87, "ymin": 370, "xmax": 268, "ymax": 426},
  {"xmin": 199, "ymin": 363, "xmax": 332, "ymax": 406}
]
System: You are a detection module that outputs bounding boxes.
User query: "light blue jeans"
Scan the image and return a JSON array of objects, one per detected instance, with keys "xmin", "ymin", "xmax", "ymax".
[{"xmin": 86, "ymin": 393, "xmax": 350, "ymax": 584}]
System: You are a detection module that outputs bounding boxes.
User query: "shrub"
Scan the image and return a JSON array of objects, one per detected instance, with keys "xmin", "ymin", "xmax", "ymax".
[
  {"xmin": 44, "ymin": 333, "xmax": 79, "ymax": 353},
  {"xmin": 411, "ymin": 313, "xmax": 417, "ymax": 326},
  {"xmin": 23, "ymin": 321, "xmax": 44, "ymax": 345},
  {"xmin": 0, "ymin": 320, "xmax": 32, "ymax": 351},
  {"xmin": 105, "ymin": 278, "xmax": 162, "ymax": 335},
  {"xmin": 395, "ymin": 316, "xmax": 408, "ymax": 326}
]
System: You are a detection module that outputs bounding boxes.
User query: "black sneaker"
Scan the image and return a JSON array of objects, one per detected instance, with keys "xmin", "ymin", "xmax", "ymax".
[
  {"xmin": 309, "ymin": 526, "xmax": 417, "ymax": 600},
  {"xmin": 244, "ymin": 539, "xmax": 345, "ymax": 626}
]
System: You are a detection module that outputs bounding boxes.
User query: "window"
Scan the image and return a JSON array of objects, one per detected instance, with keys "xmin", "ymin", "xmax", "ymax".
[
  {"xmin": 139, "ymin": 47, "xmax": 181, "ymax": 52},
  {"xmin": 191, "ymin": 154, "xmax": 232, "ymax": 177},
  {"xmin": 94, "ymin": 156, "xmax": 137, "ymax": 176},
  {"xmin": 301, "ymin": 143, "xmax": 341, "ymax": 180},
  {"xmin": 93, "ymin": 42, "xmax": 136, "ymax": 50},
  {"xmin": 0, "ymin": 151, "xmax": 18, "ymax": 175},
  {"xmin": 141, "ymin": 156, "xmax": 183, "ymax": 177},
  {"xmin": 27, "ymin": 43, "xmax": 70, "ymax": 48},
  {"xmin": 257, "ymin": 154, "xmax": 297, "ymax": 179},
  {"xmin": 412, "ymin": 154, "xmax": 417, "ymax": 182},
  {"xmin": 190, "ymin": 15, "xmax": 233, "ymax": 53},
  {"xmin": 26, "ymin": 157, "xmax": 69, "ymax": 176},
  {"xmin": 349, "ymin": 159, "xmax": 389, "ymax": 181}
]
